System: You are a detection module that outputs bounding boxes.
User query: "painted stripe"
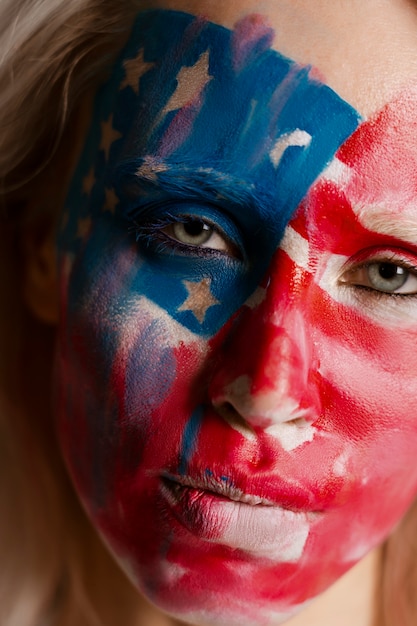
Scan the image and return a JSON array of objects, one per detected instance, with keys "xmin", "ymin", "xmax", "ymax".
[
  {"xmin": 178, "ymin": 406, "xmax": 204, "ymax": 475},
  {"xmin": 280, "ymin": 226, "xmax": 310, "ymax": 270}
]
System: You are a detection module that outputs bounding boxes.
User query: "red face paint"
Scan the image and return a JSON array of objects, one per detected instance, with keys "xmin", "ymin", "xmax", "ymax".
[
  {"xmin": 56, "ymin": 91, "xmax": 417, "ymax": 625},
  {"xmin": 55, "ymin": 8, "xmax": 417, "ymax": 624}
]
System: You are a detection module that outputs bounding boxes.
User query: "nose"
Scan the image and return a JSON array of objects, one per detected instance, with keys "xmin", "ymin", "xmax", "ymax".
[{"xmin": 209, "ymin": 248, "xmax": 321, "ymax": 438}]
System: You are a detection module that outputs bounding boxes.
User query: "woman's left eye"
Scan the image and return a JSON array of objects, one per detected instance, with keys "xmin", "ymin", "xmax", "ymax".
[{"xmin": 341, "ymin": 259, "xmax": 417, "ymax": 294}]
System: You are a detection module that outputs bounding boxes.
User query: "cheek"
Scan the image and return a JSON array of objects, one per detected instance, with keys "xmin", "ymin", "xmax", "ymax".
[
  {"xmin": 292, "ymin": 185, "xmax": 417, "ymax": 472},
  {"xmin": 307, "ymin": 283, "xmax": 417, "ymax": 524},
  {"xmin": 55, "ymin": 238, "xmax": 208, "ymax": 508},
  {"xmin": 55, "ymin": 211, "xmax": 417, "ymax": 623},
  {"xmin": 309, "ymin": 281, "xmax": 417, "ymax": 435}
]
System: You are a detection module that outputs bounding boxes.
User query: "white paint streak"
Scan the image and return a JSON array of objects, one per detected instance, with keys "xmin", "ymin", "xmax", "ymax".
[
  {"xmin": 266, "ymin": 418, "xmax": 317, "ymax": 452},
  {"xmin": 332, "ymin": 449, "xmax": 351, "ymax": 477},
  {"xmin": 321, "ymin": 157, "xmax": 352, "ymax": 184},
  {"xmin": 316, "ymin": 251, "xmax": 349, "ymax": 295},
  {"xmin": 270, "ymin": 129, "xmax": 312, "ymax": 169},
  {"xmin": 280, "ymin": 226, "xmax": 310, "ymax": 270},
  {"xmin": 159, "ymin": 561, "xmax": 189, "ymax": 585},
  {"xmin": 317, "ymin": 332, "xmax": 417, "ymax": 419}
]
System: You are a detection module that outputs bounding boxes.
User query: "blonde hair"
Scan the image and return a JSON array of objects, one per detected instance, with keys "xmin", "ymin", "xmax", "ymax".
[
  {"xmin": 0, "ymin": 1, "xmax": 417, "ymax": 625},
  {"xmin": 0, "ymin": 1, "xmax": 141, "ymax": 624}
]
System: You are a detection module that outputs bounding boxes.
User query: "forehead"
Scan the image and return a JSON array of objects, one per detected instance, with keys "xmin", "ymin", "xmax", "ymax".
[
  {"xmin": 159, "ymin": 0, "xmax": 417, "ymax": 116},
  {"xmin": 66, "ymin": 9, "xmax": 360, "ymax": 241}
]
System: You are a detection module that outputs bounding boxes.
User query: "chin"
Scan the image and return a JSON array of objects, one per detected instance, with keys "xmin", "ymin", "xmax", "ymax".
[{"xmin": 148, "ymin": 600, "xmax": 306, "ymax": 626}]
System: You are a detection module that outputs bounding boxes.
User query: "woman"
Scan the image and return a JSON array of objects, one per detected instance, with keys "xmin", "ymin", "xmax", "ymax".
[{"xmin": 2, "ymin": 0, "xmax": 417, "ymax": 624}]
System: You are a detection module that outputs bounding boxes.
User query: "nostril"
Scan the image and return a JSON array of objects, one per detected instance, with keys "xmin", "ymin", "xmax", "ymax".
[
  {"xmin": 217, "ymin": 401, "xmax": 240, "ymax": 421},
  {"xmin": 214, "ymin": 401, "xmax": 257, "ymax": 441},
  {"xmin": 290, "ymin": 417, "xmax": 311, "ymax": 428}
]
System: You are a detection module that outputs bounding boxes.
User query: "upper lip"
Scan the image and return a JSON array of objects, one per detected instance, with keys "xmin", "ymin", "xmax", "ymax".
[{"xmin": 160, "ymin": 469, "xmax": 323, "ymax": 513}]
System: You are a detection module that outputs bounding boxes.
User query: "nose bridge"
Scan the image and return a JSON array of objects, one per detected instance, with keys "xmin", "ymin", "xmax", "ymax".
[
  {"xmin": 210, "ymin": 249, "xmax": 320, "ymax": 428},
  {"xmin": 258, "ymin": 287, "xmax": 310, "ymax": 387}
]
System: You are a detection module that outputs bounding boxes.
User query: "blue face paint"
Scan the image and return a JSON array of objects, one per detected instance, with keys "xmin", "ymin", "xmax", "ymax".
[
  {"xmin": 60, "ymin": 9, "xmax": 360, "ymax": 338},
  {"xmin": 178, "ymin": 405, "xmax": 205, "ymax": 475},
  {"xmin": 55, "ymin": 10, "xmax": 365, "ymax": 624}
]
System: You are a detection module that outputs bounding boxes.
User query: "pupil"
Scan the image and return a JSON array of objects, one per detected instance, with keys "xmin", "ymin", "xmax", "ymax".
[
  {"xmin": 379, "ymin": 263, "xmax": 404, "ymax": 279},
  {"xmin": 184, "ymin": 220, "xmax": 208, "ymax": 237}
]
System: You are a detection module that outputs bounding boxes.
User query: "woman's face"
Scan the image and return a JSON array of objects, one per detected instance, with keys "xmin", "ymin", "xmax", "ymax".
[{"xmin": 56, "ymin": 1, "xmax": 417, "ymax": 624}]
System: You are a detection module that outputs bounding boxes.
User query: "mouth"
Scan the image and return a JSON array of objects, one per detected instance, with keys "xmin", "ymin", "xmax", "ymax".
[
  {"xmin": 162, "ymin": 472, "xmax": 275, "ymax": 506},
  {"xmin": 160, "ymin": 473, "xmax": 319, "ymax": 560}
]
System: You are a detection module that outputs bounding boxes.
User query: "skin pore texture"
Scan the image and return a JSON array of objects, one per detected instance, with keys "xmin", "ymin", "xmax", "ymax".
[{"xmin": 49, "ymin": 1, "xmax": 417, "ymax": 625}]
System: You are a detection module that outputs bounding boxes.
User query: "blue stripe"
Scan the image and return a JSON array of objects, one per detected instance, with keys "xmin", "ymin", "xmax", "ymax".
[{"xmin": 178, "ymin": 406, "xmax": 204, "ymax": 475}]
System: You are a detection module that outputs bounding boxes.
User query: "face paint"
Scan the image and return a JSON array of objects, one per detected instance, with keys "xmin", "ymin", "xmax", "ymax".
[
  {"xmin": 55, "ymin": 9, "xmax": 367, "ymax": 626},
  {"xmin": 205, "ymin": 91, "xmax": 417, "ymax": 621}
]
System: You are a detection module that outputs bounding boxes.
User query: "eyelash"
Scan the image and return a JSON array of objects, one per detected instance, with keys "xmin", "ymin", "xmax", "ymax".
[
  {"xmin": 340, "ymin": 252, "xmax": 417, "ymax": 298},
  {"xmin": 129, "ymin": 211, "xmax": 240, "ymax": 259},
  {"xmin": 129, "ymin": 211, "xmax": 417, "ymax": 302}
]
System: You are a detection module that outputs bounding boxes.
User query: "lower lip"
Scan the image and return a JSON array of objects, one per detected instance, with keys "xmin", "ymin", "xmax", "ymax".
[{"xmin": 160, "ymin": 480, "xmax": 315, "ymax": 561}]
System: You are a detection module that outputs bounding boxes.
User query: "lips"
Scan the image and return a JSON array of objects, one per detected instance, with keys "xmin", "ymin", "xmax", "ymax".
[
  {"xmin": 160, "ymin": 473, "xmax": 319, "ymax": 560},
  {"xmin": 162, "ymin": 466, "xmax": 323, "ymax": 510}
]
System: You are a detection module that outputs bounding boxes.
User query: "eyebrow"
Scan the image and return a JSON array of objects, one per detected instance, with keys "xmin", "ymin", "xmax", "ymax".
[{"xmin": 354, "ymin": 205, "xmax": 417, "ymax": 248}]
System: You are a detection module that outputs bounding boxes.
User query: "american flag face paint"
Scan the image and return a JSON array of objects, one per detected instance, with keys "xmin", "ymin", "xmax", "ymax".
[{"xmin": 52, "ymin": 8, "xmax": 417, "ymax": 625}]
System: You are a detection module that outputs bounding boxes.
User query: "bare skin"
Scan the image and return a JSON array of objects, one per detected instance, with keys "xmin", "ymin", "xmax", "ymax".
[{"xmin": 148, "ymin": 0, "xmax": 417, "ymax": 115}]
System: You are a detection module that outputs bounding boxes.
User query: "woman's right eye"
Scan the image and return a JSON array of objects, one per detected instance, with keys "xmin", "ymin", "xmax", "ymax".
[
  {"xmin": 161, "ymin": 218, "xmax": 236, "ymax": 255},
  {"xmin": 133, "ymin": 212, "xmax": 242, "ymax": 260}
]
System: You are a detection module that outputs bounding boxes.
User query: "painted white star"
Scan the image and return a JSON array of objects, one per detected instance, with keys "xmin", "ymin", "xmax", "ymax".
[
  {"xmin": 100, "ymin": 115, "xmax": 122, "ymax": 161},
  {"xmin": 136, "ymin": 156, "xmax": 169, "ymax": 181},
  {"xmin": 161, "ymin": 50, "xmax": 212, "ymax": 116},
  {"xmin": 82, "ymin": 168, "xmax": 95, "ymax": 196},
  {"xmin": 178, "ymin": 278, "xmax": 220, "ymax": 324},
  {"xmin": 77, "ymin": 216, "xmax": 92, "ymax": 240},
  {"xmin": 121, "ymin": 48, "xmax": 155, "ymax": 94},
  {"xmin": 104, "ymin": 187, "xmax": 119, "ymax": 214}
]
